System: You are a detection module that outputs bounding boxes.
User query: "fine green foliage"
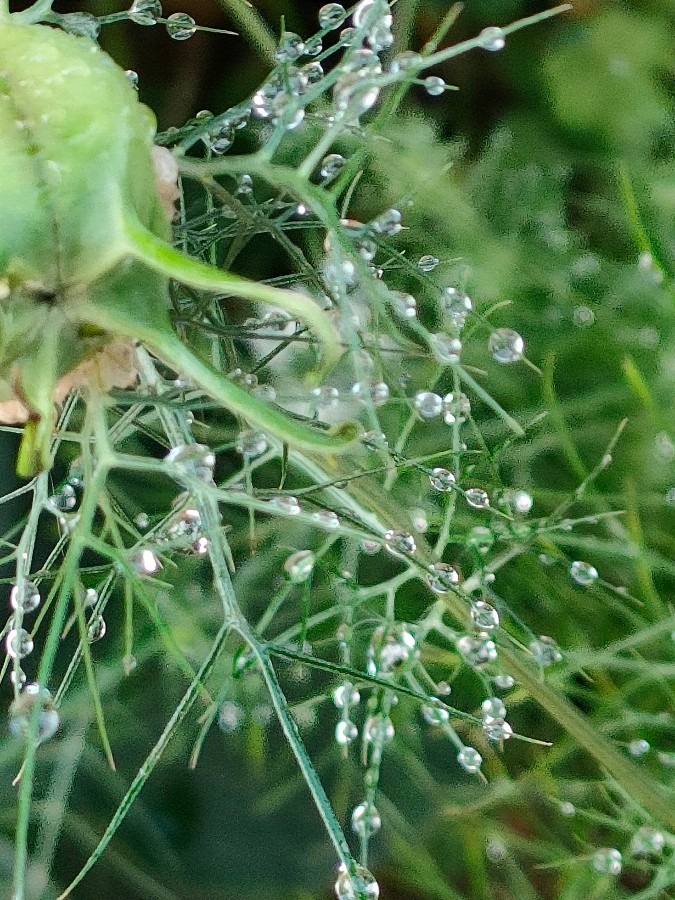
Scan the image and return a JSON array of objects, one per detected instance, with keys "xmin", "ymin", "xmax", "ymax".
[{"xmin": 0, "ymin": 1, "xmax": 674, "ymax": 899}]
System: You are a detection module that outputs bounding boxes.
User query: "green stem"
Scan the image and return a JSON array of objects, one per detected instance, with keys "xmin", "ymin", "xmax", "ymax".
[
  {"xmin": 500, "ymin": 646, "xmax": 675, "ymax": 830},
  {"xmin": 56, "ymin": 624, "xmax": 231, "ymax": 899},
  {"xmin": 82, "ymin": 308, "xmax": 360, "ymax": 455},
  {"xmin": 124, "ymin": 217, "xmax": 344, "ymax": 373},
  {"xmin": 213, "ymin": 0, "xmax": 276, "ymax": 64}
]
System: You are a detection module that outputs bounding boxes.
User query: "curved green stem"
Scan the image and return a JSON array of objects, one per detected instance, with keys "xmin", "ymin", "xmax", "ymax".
[{"xmin": 124, "ymin": 217, "xmax": 344, "ymax": 373}]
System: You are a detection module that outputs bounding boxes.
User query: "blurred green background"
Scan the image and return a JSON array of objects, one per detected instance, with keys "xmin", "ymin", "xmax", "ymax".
[{"xmin": 1, "ymin": 1, "xmax": 674, "ymax": 898}]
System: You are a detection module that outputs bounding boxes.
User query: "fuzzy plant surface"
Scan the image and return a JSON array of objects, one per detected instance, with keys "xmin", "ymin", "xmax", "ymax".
[{"xmin": 0, "ymin": 1, "xmax": 674, "ymax": 899}]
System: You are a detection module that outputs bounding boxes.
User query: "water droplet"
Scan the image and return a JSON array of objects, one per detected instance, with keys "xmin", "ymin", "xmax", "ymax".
[
  {"xmin": 335, "ymin": 719, "xmax": 358, "ymax": 745},
  {"xmin": 371, "ymin": 208, "xmax": 402, "ymax": 236},
  {"xmin": 478, "ymin": 26, "xmax": 506, "ymax": 52},
  {"xmin": 369, "ymin": 624, "xmax": 418, "ymax": 674},
  {"xmin": 414, "ymin": 390, "xmax": 443, "ymax": 420},
  {"xmin": 430, "ymin": 333, "xmax": 462, "ymax": 364},
  {"xmin": 457, "ymin": 745, "xmax": 482, "ymax": 774},
  {"xmin": 334, "ymin": 862, "xmax": 379, "ymax": 900},
  {"xmin": 488, "ymin": 328, "xmax": 524, "ymax": 363},
  {"xmin": 9, "ymin": 684, "xmax": 59, "ymax": 744},
  {"xmin": 471, "ymin": 600, "xmax": 499, "ymax": 630},
  {"xmin": 6, "ymin": 628, "xmax": 33, "ymax": 659},
  {"xmin": 164, "ymin": 444, "xmax": 215, "ymax": 482},
  {"xmin": 529, "ymin": 635, "xmax": 562, "ymax": 667},
  {"xmin": 467, "ymin": 526, "xmax": 494, "ymax": 554},
  {"xmin": 485, "ymin": 720, "xmax": 513, "ymax": 741},
  {"xmin": 312, "ymin": 385, "xmax": 340, "ymax": 408},
  {"xmin": 429, "ymin": 467, "xmax": 456, "ymax": 492},
  {"xmin": 422, "ymin": 702, "xmax": 450, "ymax": 725},
  {"xmin": 128, "ymin": 0, "xmax": 162, "ymax": 25},
  {"xmin": 59, "ymin": 11, "xmax": 101, "ymax": 38},
  {"xmin": 465, "ymin": 488, "xmax": 490, "ymax": 510},
  {"xmin": 84, "ymin": 588, "xmax": 98, "ymax": 607},
  {"xmin": 334, "ymin": 73, "xmax": 380, "ymax": 121},
  {"xmin": 443, "ymin": 392, "xmax": 471, "ymax": 424},
  {"xmin": 427, "ymin": 563, "xmax": 460, "ymax": 593},
  {"xmin": 628, "ymin": 738, "xmax": 650, "ymax": 758},
  {"xmin": 361, "ymin": 539, "xmax": 381, "ymax": 555},
  {"xmin": 390, "ymin": 290, "xmax": 417, "ymax": 319},
  {"xmin": 384, "ymin": 530, "xmax": 416, "ymax": 557},
  {"xmin": 390, "ymin": 50, "xmax": 422, "ymax": 73},
  {"xmin": 333, "ymin": 682, "xmax": 360, "ymax": 708},
  {"xmin": 87, "ymin": 616, "xmax": 107, "ymax": 643},
  {"xmin": 166, "ymin": 12, "xmax": 196, "ymax": 40},
  {"xmin": 569, "ymin": 560, "xmax": 598, "ymax": 587},
  {"xmin": 267, "ymin": 496, "xmax": 302, "ymax": 516},
  {"xmin": 132, "ymin": 549, "xmax": 162, "ymax": 575},
  {"xmin": 363, "ymin": 713, "xmax": 395, "ymax": 743},
  {"xmin": 351, "ymin": 801, "xmax": 382, "ymax": 837},
  {"xmin": 509, "ymin": 490, "xmax": 533, "ymax": 514},
  {"xmin": 456, "ymin": 635, "xmax": 497, "ymax": 669},
  {"xmin": 559, "ymin": 800, "xmax": 575, "ymax": 816},
  {"xmin": 275, "ymin": 31, "xmax": 305, "ymax": 62},
  {"xmin": 591, "ymin": 848, "xmax": 622, "ymax": 876},
  {"xmin": 572, "ymin": 305, "xmax": 595, "ymax": 327},
  {"xmin": 284, "ymin": 550, "xmax": 316, "ymax": 583},
  {"xmin": 47, "ymin": 483, "xmax": 78, "ymax": 513},
  {"xmin": 218, "ymin": 700, "xmax": 244, "ymax": 733},
  {"xmin": 320, "ymin": 153, "xmax": 346, "ymax": 182},
  {"xmin": 481, "ymin": 697, "xmax": 506, "ymax": 723},
  {"xmin": 204, "ymin": 122, "xmax": 234, "ymax": 154},
  {"xmin": 311, "ymin": 510, "xmax": 340, "ymax": 529},
  {"xmin": 443, "ymin": 287, "xmax": 472, "ymax": 327},
  {"xmin": 125, "ymin": 69, "xmax": 139, "ymax": 90},
  {"xmin": 135, "ymin": 512, "xmax": 150, "ymax": 529},
  {"xmin": 493, "ymin": 673, "xmax": 514, "ymax": 690},
  {"xmin": 319, "ymin": 2, "xmax": 347, "ymax": 29},
  {"xmin": 10, "ymin": 582, "xmax": 40, "ymax": 614},
  {"xmin": 424, "ymin": 76, "xmax": 446, "ymax": 96},
  {"xmin": 236, "ymin": 430, "xmax": 268, "ymax": 458},
  {"xmin": 630, "ymin": 827, "xmax": 665, "ymax": 858},
  {"xmin": 235, "ymin": 173, "xmax": 253, "ymax": 196},
  {"xmin": 418, "ymin": 254, "xmax": 439, "ymax": 272}
]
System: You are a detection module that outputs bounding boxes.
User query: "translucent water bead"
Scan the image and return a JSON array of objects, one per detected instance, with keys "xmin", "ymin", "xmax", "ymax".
[
  {"xmin": 471, "ymin": 600, "xmax": 499, "ymax": 630},
  {"xmin": 456, "ymin": 635, "xmax": 497, "ymax": 669},
  {"xmin": 320, "ymin": 153, "xmax": 346, "ymax": 182},
  {"xmin": 465, "ymin": 488, "xmax": 490, "ymax": 510},
  {"xmin": 275, "ymin": 32, "xmax": 305, "ymax": 63},
  {"xmin": 426, "ymin": 563, "xmax": 460, "ymax": 594},
  {"xmin": 235, "ymin": 430, "xmax": 268, "ymax": 458},
  {"xmin": 429, "ymin": 468, "xmax": 455, "ymax": 492},
  {"xmin": 529, "ymin": 635, "xmax": 562, "ymax": 667},
  {"xmin": 6, "ymin": 628, "xmax": 33, "ymax": 660},
  {"xmin": 368, "ymin": 624, "xmax": 418, "ymax": 675},
  {"xmin": 128, "ymin": 0, "xmax": 162, "ymax": 26},
  {"xmin": 630, "ymin": 827, "xmax": 665, "ymax": 858},
  {"xmin": 283, "ymin": 550, "xmax": 316, "ymax": 583},
  {"xmin": 488, "ymin": 328, "xmax": 524, "ymax": 363},
  {"xmin": 591, "ymin": 848, "xmax": 622, "ymax": 876},
  {"xmin": 164, "ymin": 444, "xmax": 215, "ymax": 482},
  {"xmin": 319, "ymin": 3, "xmax": 347, "ymax": 29},
  {"xmin": 335, "ymin": 863, "xmax": 379, "ymax": 899},
  {"xmin": 417, "ymin": 255, "xmax": 439, "ymax": 272},
  {"xmin": 414, "ymin": 391, "xmax": 443, "ymax": 419},
  {"xmin": 10, "ymin": 582, "xmax": 41, "ymax": 614},
  {"xmin": 457, "ymin": 745, "xmax": 482, "ymax": 774},
  {"xmin": 569, "ymin": 560, "xmax": 598, "ymax": 586},
  {"xmin": 430, "ymin": 333, "xmax": 462, "ymax": 364},
  {"xmin": 384, "ymin": 530, "xmax": 416, "ymax": 556},
  {"xmin": 443, "ymin": 287, "xmax": 472, "ymax": 327},
  {"xmin": 477, "ymin": 26, "xmax": 506, "ymax": 52},
  {"xmin": 351, "ymin": 801, "xmax": 382, "ymax": 837},
  {"xmin": 335, "ymin": 720, "xmax": 358, "ymax": 745},
  {"xmin": 9, "ymin": 684, "xmax": 60, "ymax": 744},
  {"xmin": 166, "ymin": 12, "xmax": 196, "ymax": 40},
  {"xmin": 424, "ymin": 76, "xmax": 446, "ymax": 96}
]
